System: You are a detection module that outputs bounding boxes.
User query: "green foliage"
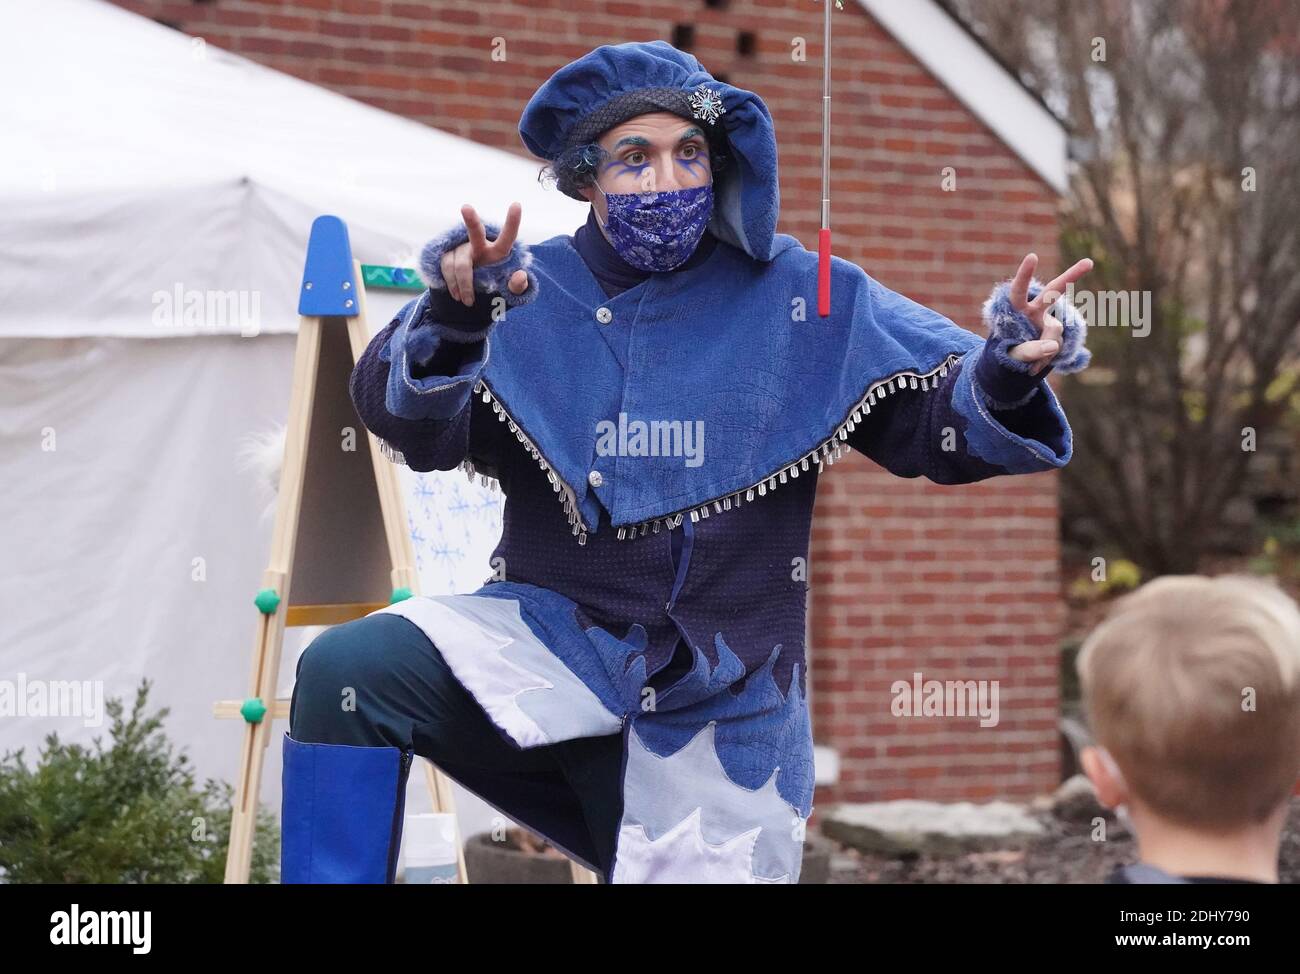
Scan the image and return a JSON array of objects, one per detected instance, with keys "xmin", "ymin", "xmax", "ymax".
[
  {"xmin": 1103, "ymin": 558, "xmax": 1143, "ymax": 593},
  {"xmin": 1068, "ymin": 557, "xmax": 1142, "ymax": 601},
  {"xmin": 0, "ymin": 680, "xmax": 278, "ymax": 884},
  {"xmin": 1248, "ymin": 520, "xmax": 1300, "ymax": 582}
]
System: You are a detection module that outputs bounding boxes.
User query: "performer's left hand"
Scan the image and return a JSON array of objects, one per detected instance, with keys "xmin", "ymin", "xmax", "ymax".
[{"xmin": 1006, "ymin": 254, "xmax": 1094, "ymax": 375}]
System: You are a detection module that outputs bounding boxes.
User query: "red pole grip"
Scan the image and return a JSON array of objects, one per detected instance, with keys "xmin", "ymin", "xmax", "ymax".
[{"xmin": 817, "ymin": 228, "xmax": 831, "ymax": 317}]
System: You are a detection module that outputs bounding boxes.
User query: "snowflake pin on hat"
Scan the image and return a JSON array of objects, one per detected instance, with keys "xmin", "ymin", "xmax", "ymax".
[{"xmin": 688, "ymin": 84, "xmax": 726, "ymax": 125}]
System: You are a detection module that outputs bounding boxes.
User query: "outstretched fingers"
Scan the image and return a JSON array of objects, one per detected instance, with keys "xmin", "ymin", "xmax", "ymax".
[
  {"xmin": 1010, "ymin": 253, "xmax": 1038, "ymax": 311},
  {"xmin": 461, "ymin": 204, "xmax": 488, "ymax": 253},
  {"xmin": 483, "ymin": 202, "xmax": 522, "ymax": 262},
  {"xmin": 461, "ymin": 201, "xmax": 522, "ymax": 265},
  {"xmin": 1033, "ymin": 257, "xmax": 1094, "ymax": 309}
]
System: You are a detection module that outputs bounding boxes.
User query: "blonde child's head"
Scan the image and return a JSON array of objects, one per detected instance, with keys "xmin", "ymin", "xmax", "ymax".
[{"xmin": 1076, "ymin": 574, "xmax": 1300, "ymax": 829}]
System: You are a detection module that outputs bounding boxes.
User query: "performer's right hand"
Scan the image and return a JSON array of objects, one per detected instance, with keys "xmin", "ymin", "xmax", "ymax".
[{"xmin": 442, "ymin": 202, "xmax": 530, "ymax": 307}]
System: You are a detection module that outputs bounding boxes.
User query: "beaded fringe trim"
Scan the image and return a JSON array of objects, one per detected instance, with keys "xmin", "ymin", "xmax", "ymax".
[
  {"xmin": 466, "ymin": 382, "xmax": 590, "ymax": 544},
  {"xmin": 380, "ymin": 354, "xmax": 963, "ymax": 546}
]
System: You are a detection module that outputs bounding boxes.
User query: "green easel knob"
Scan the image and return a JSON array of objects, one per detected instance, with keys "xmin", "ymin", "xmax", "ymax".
[
  {"xmin": 240, "ymin": 698, "xmax": 268, "ymax": 724},
  {"xmin": 254, "ymin": 588, "xmax": 281, "ymax": 614},
  {"xmin": 390, "ymin": 587, "xmax": 413, "ymax": 604}
]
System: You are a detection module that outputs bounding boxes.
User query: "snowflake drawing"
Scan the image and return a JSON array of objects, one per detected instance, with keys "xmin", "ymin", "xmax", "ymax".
[{"xmin": 398, "ymin": 466, "xmax": 503, "ymax": 595}]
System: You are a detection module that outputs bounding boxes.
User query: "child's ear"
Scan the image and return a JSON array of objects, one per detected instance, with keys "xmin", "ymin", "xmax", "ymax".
[{"xmin": 1080, "ymin": 745, "xmax": 1127, "ymax": 809}]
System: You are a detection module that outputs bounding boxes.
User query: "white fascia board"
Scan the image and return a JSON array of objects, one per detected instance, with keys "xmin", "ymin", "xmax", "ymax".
[{"xmin": 856, "ymin": 0, "xmax": 1069, "ymax": 194}]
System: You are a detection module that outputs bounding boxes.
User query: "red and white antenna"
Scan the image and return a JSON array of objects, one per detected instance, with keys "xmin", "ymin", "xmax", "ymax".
[{"xmin": 817, "ymin": 0, "xmax": 840, "ymax": 317}]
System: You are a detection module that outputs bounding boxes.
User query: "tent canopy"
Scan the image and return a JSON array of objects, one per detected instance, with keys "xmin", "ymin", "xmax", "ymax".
[
  {"xmin": 0, "ymin": 0, "xmax": 582, "ymax": 839},
  {"xmin": 0, "ymin": 0, "xmax": 583, "ymax": 338}
]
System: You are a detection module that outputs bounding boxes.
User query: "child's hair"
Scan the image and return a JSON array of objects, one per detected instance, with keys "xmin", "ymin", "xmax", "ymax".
[{"xmin": 1076, "ymin": 574, "xmax": 1300, "ymax": 829}]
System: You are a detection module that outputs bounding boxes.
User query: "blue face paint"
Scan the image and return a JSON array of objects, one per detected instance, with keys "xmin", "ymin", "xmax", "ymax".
[
  {"xmin": 677, "ymin": 155, "xmax": 708, "ymax": 178},
  {"xmin": 595, "ymin": 182, "xmax": 714, "ymax": 273}
]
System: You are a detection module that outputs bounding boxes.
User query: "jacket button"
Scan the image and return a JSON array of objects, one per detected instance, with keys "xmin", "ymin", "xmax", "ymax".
[
  {"xmin": 595, "ymin": 307, "xmax": 613, "ymax": 324},
  {"xmin": 588, "ymin": 470, "xmax": 604, "ymax": 488}
]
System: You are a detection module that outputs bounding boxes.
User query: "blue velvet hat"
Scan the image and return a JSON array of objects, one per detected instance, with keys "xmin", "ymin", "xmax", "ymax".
[{"xmin": 519, "ymin": 40, "xmax": 782, "ymax": 262}]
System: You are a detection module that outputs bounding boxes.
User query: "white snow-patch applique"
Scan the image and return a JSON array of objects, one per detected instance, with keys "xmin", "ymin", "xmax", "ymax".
[
  {"xmin": 615, "ymin": 808, "xmax": 777, "ymax": 884},
  {"xmin": 613, "ymin": 720, "xmax": 801, "ymax": 884},
  {"xmin": 374, "ymin": 595, "xmax": 622, "ymax": 748},
  {"xmin": 376, "ymin": 596, "xmax": 551, "ymax": 746}
]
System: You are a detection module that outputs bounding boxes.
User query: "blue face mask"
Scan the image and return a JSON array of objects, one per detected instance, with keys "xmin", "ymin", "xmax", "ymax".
[{"xmin": 595, "ymin": 182, "xmax": 713, "ymax": 272}]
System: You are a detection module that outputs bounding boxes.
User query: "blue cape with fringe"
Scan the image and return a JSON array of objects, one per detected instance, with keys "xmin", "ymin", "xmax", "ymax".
[{"xmin": 480, "ymin": 233, "xmax": 985, "ymax": 535}]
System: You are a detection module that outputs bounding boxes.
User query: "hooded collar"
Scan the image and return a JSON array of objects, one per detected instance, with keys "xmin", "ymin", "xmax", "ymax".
[
  {"xmin": 573, "ymin": 206, "xmax": 718, "ymax": 299},
  {"xmin": 520, "ymin": 41, "xmax": 781, "ymax": 262}
]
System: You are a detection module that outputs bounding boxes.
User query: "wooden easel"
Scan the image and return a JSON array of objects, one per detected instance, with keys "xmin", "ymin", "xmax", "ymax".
[
  {"xmin": 215, "ymin": 215, "xmax": 596, "ymax": 885},
  {"xmin": 215, "ymin": 215, "xmax": 468, "ymax": 884}
]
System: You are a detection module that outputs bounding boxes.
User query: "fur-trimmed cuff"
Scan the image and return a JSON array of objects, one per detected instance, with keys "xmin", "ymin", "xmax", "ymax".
[
  {"xmin": 982, "ymin": 277, "xmax": 1091, "ymax": 374},
  {"xmin": 974, "ymin": 336, "xmax": 1052, "ymax": 409},
  {"xmin": 950, "ymin": 345, "xmax": 1073, "ymax": 472},
  {"xmin": 417, "ymin": 220, "xmax": 540, "ymax": 309}
]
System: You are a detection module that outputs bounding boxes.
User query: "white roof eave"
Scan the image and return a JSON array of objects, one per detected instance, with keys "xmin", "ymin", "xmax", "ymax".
[{"xmin": 856, "ymin": 0, "xmax": 1069, "ymax": 195}]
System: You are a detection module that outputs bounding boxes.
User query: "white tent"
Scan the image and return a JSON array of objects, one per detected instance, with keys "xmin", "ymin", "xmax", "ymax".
[{"xmin": 0, "ymin": 0, "xmax": 586, "ymax": 858}]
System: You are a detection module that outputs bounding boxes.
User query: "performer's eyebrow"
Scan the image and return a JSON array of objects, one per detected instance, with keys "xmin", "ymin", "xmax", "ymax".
[
  {"xmin": 612, "ymin": 135, "xmax": 651, "ymax": 149},
  {"xmin": 678, "ymin": 127, "xmax": 704, "ymax": 143}
]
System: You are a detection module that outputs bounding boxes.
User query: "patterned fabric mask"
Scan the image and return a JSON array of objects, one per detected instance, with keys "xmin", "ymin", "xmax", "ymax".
[{"xmin": 595, "ymin": 182, "xmax": 714, "ymax": 272}]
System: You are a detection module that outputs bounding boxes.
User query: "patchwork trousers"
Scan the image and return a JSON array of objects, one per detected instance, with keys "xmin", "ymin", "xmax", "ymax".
[{"xmin": 284, "ymin": 611, "xmax": 625, "ymax": 880}]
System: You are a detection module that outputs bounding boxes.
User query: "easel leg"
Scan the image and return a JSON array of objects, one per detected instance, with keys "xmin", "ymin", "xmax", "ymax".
[{"xmin": 224, "ymin": 315, "xmax": 322, "ymax": 884}]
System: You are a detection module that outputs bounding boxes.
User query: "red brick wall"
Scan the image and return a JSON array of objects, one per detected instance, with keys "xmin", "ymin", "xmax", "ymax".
[{"xmin": 113, "ymin": 0, "xmax": 1065, "ymax": 803}]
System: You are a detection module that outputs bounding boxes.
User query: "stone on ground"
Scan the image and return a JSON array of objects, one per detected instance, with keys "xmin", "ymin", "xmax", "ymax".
[{"xmin": 822, "ymin": 800, "xmax": 1046, "ymax": 857}]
